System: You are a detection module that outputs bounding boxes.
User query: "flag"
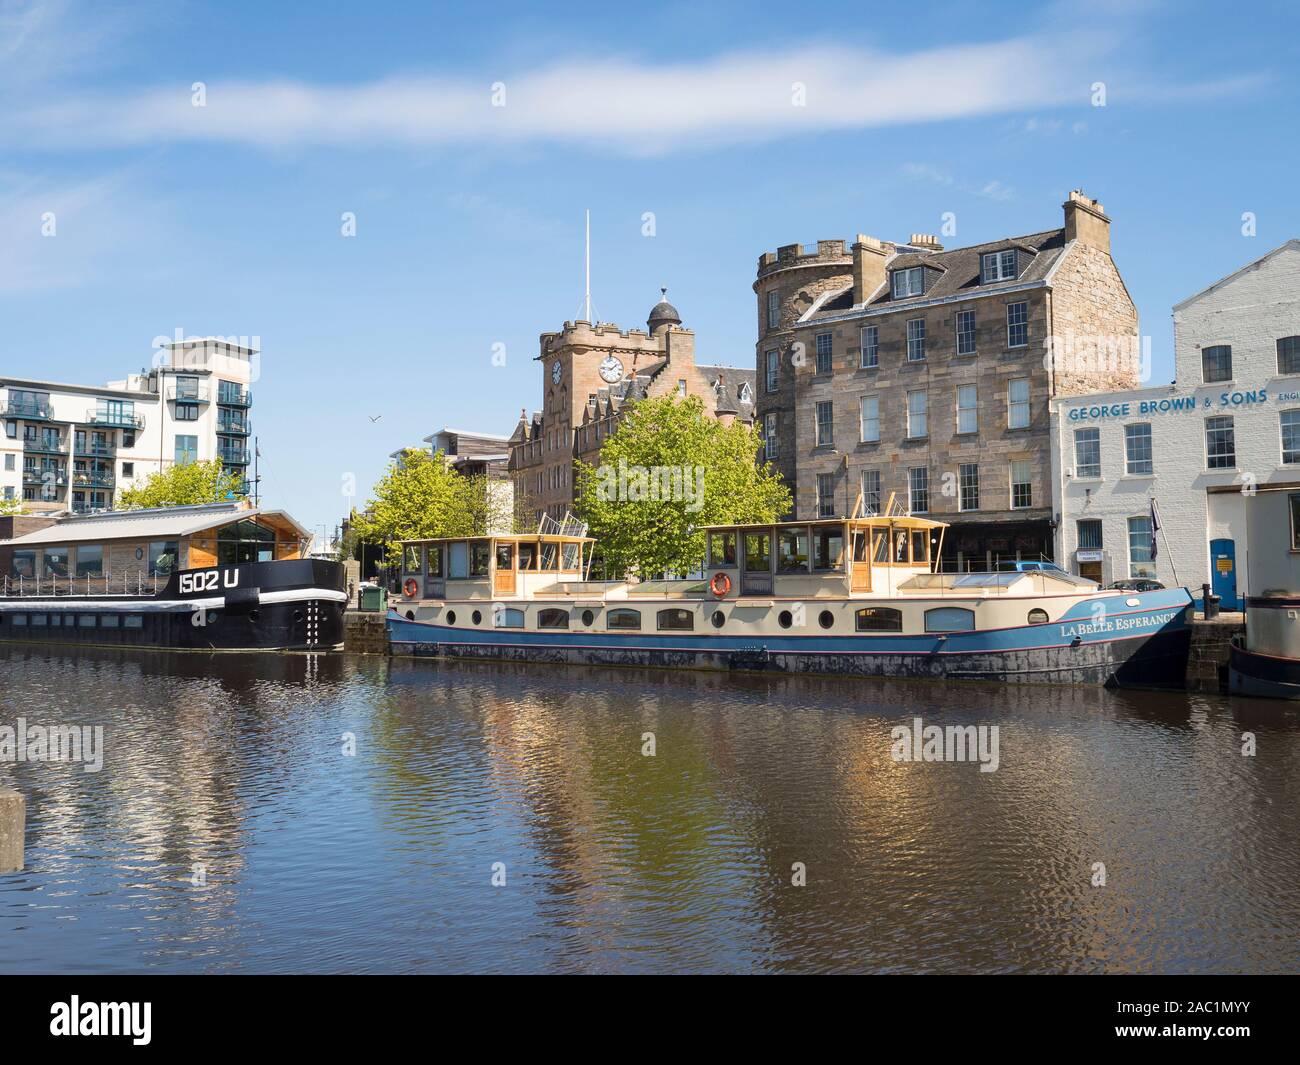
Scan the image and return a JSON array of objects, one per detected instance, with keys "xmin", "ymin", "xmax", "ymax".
[{"xmin": 1149, "ymin": 497, "xmax": 1161, "ymax": 561}]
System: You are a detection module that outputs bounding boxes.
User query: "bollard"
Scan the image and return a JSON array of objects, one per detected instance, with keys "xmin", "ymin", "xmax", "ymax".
[{"xmin": 0, "ymin": 789, "xmax": 25, "ymax": 873}]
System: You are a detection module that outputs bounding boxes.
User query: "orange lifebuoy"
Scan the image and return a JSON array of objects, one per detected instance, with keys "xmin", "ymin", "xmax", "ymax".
[
  {"xmin": 709, "ymin": 572, "xmax": 732, "ymax": 597},
  {"xmin": 403, "ymin": 578, "xmax": 419, "ymax": 598}
]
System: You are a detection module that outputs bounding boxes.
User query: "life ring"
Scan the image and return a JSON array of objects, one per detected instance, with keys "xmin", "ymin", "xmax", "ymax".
[
  {"xmin": 403, "ymin": 578, "xmax": 419, "ymax": 598},
  {"xmin": 709, "ymin": 572, "xmax": 732, "ymax": 597}
]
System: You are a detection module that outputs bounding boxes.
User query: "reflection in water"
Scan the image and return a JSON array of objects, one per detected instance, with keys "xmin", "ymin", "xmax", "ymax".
[{"xmin": 1, "ymin": 644, "xmax": 1298, "ymax": 973}]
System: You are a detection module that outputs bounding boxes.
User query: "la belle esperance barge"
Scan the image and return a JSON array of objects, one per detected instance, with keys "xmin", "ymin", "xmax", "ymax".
[
  {"xmin": 0, "ymin": 501, "xmax": 346, "ymax": 650},
  {"xmin": 388, "ymin": 500, "xmax": 1194, "ymax": 687}
]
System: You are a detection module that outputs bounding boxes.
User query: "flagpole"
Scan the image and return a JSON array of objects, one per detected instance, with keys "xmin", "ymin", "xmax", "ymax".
[{"xmin": 1152, "ymin": 497, "xmax": 1180, "ymax": 587}]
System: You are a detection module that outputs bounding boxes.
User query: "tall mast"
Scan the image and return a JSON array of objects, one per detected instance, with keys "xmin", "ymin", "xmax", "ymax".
[{"xmin": 584, "ymin": 209, "xmax": 591, "ymax": 323}]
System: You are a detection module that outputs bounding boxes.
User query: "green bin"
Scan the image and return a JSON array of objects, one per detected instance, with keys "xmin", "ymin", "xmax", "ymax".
[{"xmin": 359, "ymin": 584, "xmax": 388, "ymax": 612}]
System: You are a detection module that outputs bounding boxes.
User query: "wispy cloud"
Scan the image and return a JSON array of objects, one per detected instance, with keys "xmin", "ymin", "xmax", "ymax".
[
  {"xmin": 899, "ymin": 163, "xmax": 1015, "ymax": 202},
  {"xmin": 0, "ymin": 30, "xmax": 1213, "ymax": 156}
]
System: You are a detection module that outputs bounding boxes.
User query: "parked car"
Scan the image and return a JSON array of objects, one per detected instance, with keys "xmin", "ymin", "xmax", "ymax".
[{"xmin": 1109, "ymin": 578, "xmax": 1165, "ymax": 592}]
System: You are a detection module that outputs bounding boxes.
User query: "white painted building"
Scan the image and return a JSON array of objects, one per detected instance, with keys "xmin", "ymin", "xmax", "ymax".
[
  {"xmin": 1050, "ymin": 241, "xmax": 1300, "ymax": 607},
  {"xmin": 1, "ymin": 339, "xmax": 256, "ymax": 514}
]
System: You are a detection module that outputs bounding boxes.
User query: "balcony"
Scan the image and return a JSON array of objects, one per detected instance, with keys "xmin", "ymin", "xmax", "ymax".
[
  {"xmin": 75, "ymin": 440, "xmax": 116, "ymax": 458},
  {"xmin": 167, "ymin": 381, "xmax": 210, "ymax": 403},
  {"xmin": 86, "ymin": 407, "xmax": 145, "ymax": 430},
  {"xmin": 217, "ymin": 414, "xmax": 251, "ymax": 435},
  {"xmin": 216, "ymin": 388, "xmax": 252, "ymax": 408},
  {"xmin": 73, "ymin": 471, "xmax": 115, "ymax": 489},
  {"xmin": 218, "ymin": 446, "xmax": 250, "ymax": 466},
  {"xmin": 23, "ymin": 437, "xmax": 67, "ymax": 456},
  {"xmin": 22, "ymin": 467, "xmax": 68, "ymax": 486},
  {"xmin": 5, "ymin": 398, "xmax": 54, "ymax": 420}
]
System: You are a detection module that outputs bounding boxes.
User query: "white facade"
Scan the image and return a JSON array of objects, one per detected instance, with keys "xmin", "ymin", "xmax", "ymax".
[
  {"xmin": 1050, "ymin": 241, "xmax": 1300, "ymax": 607},
  {"xmin": 1, "ymin": 339, "xmax": 256, "ymax": 514}
]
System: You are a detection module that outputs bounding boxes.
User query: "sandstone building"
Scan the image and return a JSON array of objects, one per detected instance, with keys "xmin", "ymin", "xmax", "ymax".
[
  {"xmin": 508, "ymin": 293, "xmax": 755, "ymax": 526},
  {"xmin": 754, "ymin": 190, "xmax": 1139, "ymax": 567}
]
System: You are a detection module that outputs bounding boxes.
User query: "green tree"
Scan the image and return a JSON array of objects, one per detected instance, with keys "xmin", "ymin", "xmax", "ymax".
[
  {"xmin": 575, "ymin": 395, "xmax": 790, "ymax": 577},
  {"xmin": 0, "ymin": 497, "xmax": 24, "ymax": 516},
  {"xmin": 117, "ymin": 459, "xmax": 246, "ymax": 509},
  {"xmin": 351, "ymin": 449, "xmax": 484, "ymax": 563}
]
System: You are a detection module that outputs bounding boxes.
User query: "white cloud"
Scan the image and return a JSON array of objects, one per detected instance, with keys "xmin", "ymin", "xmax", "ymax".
[{"xmin": 900, "ymin": 163, "xmax": 1015, "ymax": 202}]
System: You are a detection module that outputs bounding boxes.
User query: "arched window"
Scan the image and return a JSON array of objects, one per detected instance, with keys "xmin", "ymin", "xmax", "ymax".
[
  {"xmin": 606, "ymin": 608, "xmax": 641, "ymax": 630},
  {"xmin": 537, "ymin": 608, "xmax": 569, "ymax": 629},
  {"xmin": 656, "ymin": 608, "xmax": 694, "ymax": 631},
  {"xmin": 855, "ymin": 607, "xmax": 902, "ymax": 632},
  {"xmin": 924, "ymin": 607, "xmax": 975, "ymax": 632},
  {"xmin": 494, "ymin": 607, "xmax": 525, "ymax": 628}
]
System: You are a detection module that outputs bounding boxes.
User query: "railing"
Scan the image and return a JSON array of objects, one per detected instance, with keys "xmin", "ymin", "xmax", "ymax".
[
  {"xmin": 216, "ymin": 389, "xmax": 252, "ymax": 408},
  {"xmin": 218, "ymin": 447, "xmax": 250, "ymax": 465},
  {"xmin": 2, "ymin": 572, "xmax": 166, "ymax": 598},
  {"xmin": 86, "ymin": 408, "xmax": 145, "ymax": 429},
  {"xmin": 21, "ymin": 468, "xmax": 68, "ymax": 485},
  {"xmin": 22, "ymin": 438, "xmax": 67, "ymax": 455},
  {"xmin": 74, "ymin": 442, "xmax": 115, "ymax": 457},
  {"xmin": 72, "ymin": 471, "xmax": 115, "ymax": 488},
  {"xmin": 4, "ymin": 399, "xmax": 53, "ymax": 419},
  {"xmin": 167, "ymin": 382, "xmax": 210, "ymax": 402},
  {"xmin": 217, "ymin": 415, "xmax": 251, "ymax": 435}
]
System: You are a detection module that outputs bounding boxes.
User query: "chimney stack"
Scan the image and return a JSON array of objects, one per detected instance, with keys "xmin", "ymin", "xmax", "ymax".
[
  {"xmin": 908, "ymin": 233, "xmax": 944, "ymax": 252},
  {"xmin": 1063, "ymin": 189, "xmax": 1111, "ymax": 254},
  {"xmin": 851, "ymin": 235, "xmax": 889, "ymax": 305}
]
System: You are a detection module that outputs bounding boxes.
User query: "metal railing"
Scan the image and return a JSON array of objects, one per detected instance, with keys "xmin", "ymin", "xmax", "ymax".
[
  {"xmin": 216, "ymin": 389, "xmax": 252, "ymax": 408},
  {"xmin": 74, "ymin": 442, "xmax": 115, "ymax": 457},
  {"xmin": 21, "ymin": 468, "xmax": 68, "ymax": 485},
  {"xmin": 217, "ymin": 416, "xmax": 251, "ymax": 435},
  {"xmin": 4, "ymin": 399, "xmax": 53, "ymax": 419},
  {"xmin": 218, "ymin": 447, "xmax": 250, "ymax": 465},
  {"xmin": 166, "ymin": 381, "xmax": 210, "ymax": 402},
  {"xmin": 22, "ymin": 437, "xmax": 67, "ymax": 455},
  {"xmin": 72, "ymin": 471, "xmax": 115, "ymax": 488},
  {"xmin": 2, "ymin": 572, "xmax": 166, "ymax": 598},
  {"xmin": 86, "ymin": 408, "xmax": 145, "ymax": 429}
]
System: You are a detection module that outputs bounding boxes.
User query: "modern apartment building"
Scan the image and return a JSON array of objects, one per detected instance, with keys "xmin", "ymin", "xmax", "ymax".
[
  {"xmin": 754, "ymin": 190, "xmax": 1139, "ymax": 568},
  {"xmin": 0, "ymin": 338, "xmax": 256, "ymax": 514},
  {"xmin": 508, "ymin": 292, "xmax": 754, "ymax": 526}
]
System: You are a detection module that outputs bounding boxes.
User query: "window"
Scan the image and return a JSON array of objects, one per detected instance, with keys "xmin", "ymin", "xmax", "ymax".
[
  {"xmin": 815, "ymin": 401, "xmax": 833, "ymax": 446},
  {"xmin": 1010, "ymin": 459, "xmax": 1033, "ymax": 509},
  {"xmin": 861, "ymin": 470, "xmax": 881, "ymax": 515},
  {"xmin": 981, "ymin": 250, "xmax": 1017, "ymax": 283},
  {"xmin": 815, "ymin": 333, "xmax": 833, "ymax": 374},
  {"xmin": 4, "ymin": 421, "xmax": 15, "ymax": 438},
  {"xmin": 1074, "ymin": 427, "xmax": 1101, "ymax": 478},
  {"xmin": 763, "ymin": 413, "xmax": 778, "ymax": 460},
  {"xmin": 812, "ymin": 526, "xmax": 844, "ymax": 570},
  {"xmin": 903, "ymin": 318, "xmax": 926, "ymax": 362},
  {"xmin": 908, "ymin": 467, "xmax": 929, "ymax": 514},
  {"xmin": 426, "ymin": 545, "xmax": 444, "ymax": 577},
  {"xmin": 925, "ymin": 607, "xmax": 975, "ymax": 632},
  {"xmin": 765, "ymin": 350, "xmax": 779, "ymax": 391},
  {"xmin": 1125, "ymin": 423, "xmax": 1153, "ymax": 475},
  {"xmin": 956, "ymin": 310, "xmax": 976, "ymax": 356},
  {"xmin": 42, "ymin": 547, "xmax": 69, "ymax": 577},
  {"xmin": 122, "ymin": 462, "xmax": 134, "ymax": 477},
  {"xmin": 11, "ymin": 549, "xmax": 36, "ymax": 578},
  {"xmin": 1291, "ymin": 495, "xmax": 1300, "ymax": 551},
  {"xmin": 1027, "ymin": 609, "xmax": 1049, "ymax": 625},
  {"xmin": 744, "ymin": 532, "xmax": 771, "ymax": 573},
  {"xmin": 495, "ymin": 608, "xmax": 525, "ymax": 628},
  {"xmin": 78, "ymin": 615, "xmax": 96, "ymax": 628},
  {"xmin": 537, "ymin": 608, "xmax": 570, "ymax": 629},
  {"xmin": 470, "ymin": 541, "xmax": 491, "ymax": 576},
  {"xmin": 75, "ymin": 545, "xmax": 103, "ymax": 577},
  {"xmin": 767, "ymin": 290, "xmax": 780, "ymax": 330},
  {"xmin": 403, "ymin": 545, "xmax": 422, "ymax": 574},
  {"xmin": 778, "ymin": 527, "xmax": 810, "ymax": 572},
  {"xmin": 1283, "ymin": 410, "xmax": 1300, "ymax": 464},
  {"xmin": 1008, "ymin": 378, "xmax": 1030, "ymax": 429},
  {"xmin": 906, "ymin": 390, "xmax": 927, "ymax": 438},
  {"xmin": 123, "ymin": 431, "xmax": 135, "ymax": 447},
  {"xmin": 855, "ymin": 607, "xmax": 902, "ymax": 632},
  {"xmin": 1007, "ymin": 302, "xmax": 1028, "ymax": 348},
  {"xmin": 607, "ymin": 608, "xmax": 641, "ymax": 630},
  {"xmin": 1127, "ymin": 516, "xmax": 1156, "ymax": 578},
  {"xmin": 709, "ymin": 532, "xmax": 737, "ymax": 567},
  {"xmin": 175, "ymin": 403, "xmax": 199, "ymax": 421},
  {"xmin": 1206, "ymin": 415, "xmax": 1236, "ymax": 469},
  {"xmin": 860, "ymin": 396, "xmax": 880, "ymax": 442},
  {"xmin": 1201, "ymin": 345, "xmax": 1232, "ymax": 383},
  {"xmin": 677, "ymin": 380, "xmax": 687, "ymax": 397},
  {"xmin": 817, "ymin": 474, "xmax": 836, "ymax": 518},
  {"xmin": 1077, "ymin": 519, "xmax": 1103, "ymax": 550},
  {"xmin": 956, "ymin": 384, "xmax": 977, "ymax": 434},
  {"xmin": 657, "ymin": 608, "xmax": 694, "ymax": 631},
  {"xmin": 174, "ymin": 435, "xmax": 198, "ymax": 464},
  {"xmin": 860, "ymin": 325, "xmax": 878, "ymax": 368},
  {"xmin": 1278, "ymin": 336, "xmax": 1300, "ymax": 376},
  {"xmin": 891, "ymin": 267, "xmax": 924, "ymax": 299},
  {"xmin": 959, "ymin": 463, "xmax": 979, "ymax": 511},
  {"xmin": 3, "ymin": 454, "xmax": 12, "ymax": 470}
]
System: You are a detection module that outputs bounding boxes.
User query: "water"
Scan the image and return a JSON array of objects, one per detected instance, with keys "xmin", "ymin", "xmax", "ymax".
[{"xmin": 1, "ymin": 643, "xmax": 1298, "ymax": 974}]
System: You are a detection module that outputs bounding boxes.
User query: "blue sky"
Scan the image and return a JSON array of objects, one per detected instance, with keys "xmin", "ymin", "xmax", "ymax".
[{"xmin": 2, "ymin": 0, "xmax": 1297, "ymax": 537}]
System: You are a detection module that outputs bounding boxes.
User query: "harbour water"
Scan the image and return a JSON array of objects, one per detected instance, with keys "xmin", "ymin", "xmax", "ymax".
[{"xmin": 1, "ymin": 643, "xmax": 1298, "ymax": 974}]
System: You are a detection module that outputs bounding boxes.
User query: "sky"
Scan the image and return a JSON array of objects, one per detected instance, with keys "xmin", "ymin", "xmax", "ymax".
[{"xmin": 2, "ymin": 0, "xmax": 1297, "ymax": 539}]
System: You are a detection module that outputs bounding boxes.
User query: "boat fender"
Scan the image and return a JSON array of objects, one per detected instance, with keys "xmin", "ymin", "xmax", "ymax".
[
  {"xmin": 709, "ymin": 572, "xmax": 732, "ymax": 598},
  {"xmin": 224, "ymin": 586, "xmax": 261, "ymax": 609}
]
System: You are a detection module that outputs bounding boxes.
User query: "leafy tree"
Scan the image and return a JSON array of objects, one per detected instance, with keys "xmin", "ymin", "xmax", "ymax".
[
  {"xmin": 575, "ymin": 395, "xmax": 790, "ymax": 577},
  {"xmin": 117, "ymin": 459, "xmax": 246, "ymax": 509},
  {"xmin": 0, "ymin": 497, "xmax": 24, "ymax": 516},
  {"xmin": 351, "ymin": 448, "xmax": 484, "ymax": 563}
]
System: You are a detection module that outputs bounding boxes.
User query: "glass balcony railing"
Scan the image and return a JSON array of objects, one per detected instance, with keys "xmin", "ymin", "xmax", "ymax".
[
  {"xmin": 216, "ymin": 388, "xmax": 252, "ymax": 408},
  {"xmin": 22, "ymin": 468, "xmax": 68, "ymax": 485},
  {"xmin": 23, "ymin": 437, "xmax": 67, "ymax": 456},
  {"xmin": 217, "ymin": 416, "xmax": 251, "ymax": 435},
  {"xmin": 5, "ymin": 399, "xmax": 54, "ymax": 420},
  {"xmin": 218, "ymin": 447, "xmax": 250, "ymax": 465},
  {"xmin": 166, "ymin": 381, "xmax": 210, "ymax": 402},
  {"xmin": 75, "ymin": 440, "xmax": 116, "ymax": 457},
  {"xmin": 72, "ymin": 471, "xmax": 115, "ymax": 488},
  {"xmin": 86, "ymin": 407, "xmax": 145, "ymax": 429}
]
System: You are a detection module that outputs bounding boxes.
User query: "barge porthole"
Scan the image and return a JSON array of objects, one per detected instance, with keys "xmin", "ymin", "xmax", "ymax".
[
  {"xmin": 778, "ymin": 610, "xmax": 793, "ymax": 629},
  {"xmin": 405, "ymin": 610, "xmax": 415, "ymax": 621},
  {"xmin": 711, "ymin": 610, "xmax": 725, "ymax": 629},
  {"xmin": 581, "ymin": 609, "xmax": 594, "ymax": 627},
  {"xmin": 472, "ymin": 610, "xmax": 483, "ymax": 625},
  {"xmin": 818, "ymin": 610, "xmax": 834, "ymax": 629},
  {"xmin": 1028, "ymin": 608, "xmax": 1049, "ymax": 624},
  {"xmin": 446, "ymin": 611, "xmax": 457, "ymax": 625}
]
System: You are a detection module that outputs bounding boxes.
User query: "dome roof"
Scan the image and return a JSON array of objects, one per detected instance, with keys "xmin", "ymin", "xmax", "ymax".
[{"xmin": 647, "ymin": 287, "xmax": 681, "ymax": 332}]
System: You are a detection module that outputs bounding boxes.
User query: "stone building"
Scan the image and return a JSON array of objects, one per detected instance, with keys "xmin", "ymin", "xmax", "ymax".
[
  {"xmin": 508, "ymin": 292, "xmax": 755, "ymax": 527},
  {"xmin": 1051, "ymin": 240, "xmax": 1300, "ymax": 606},
  {"xmin": 754, "ymin": 190, "xmax": 1139, "ymax": 568}
]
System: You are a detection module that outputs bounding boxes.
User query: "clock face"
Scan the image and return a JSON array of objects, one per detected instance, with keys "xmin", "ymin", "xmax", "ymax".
[
  {"xmin": 598, "ymin": 355, "xmax": 624, "ymax": 384},
  {"xmin": 551, "ymin": 360, "xmax": 562, "ymax": 384}
]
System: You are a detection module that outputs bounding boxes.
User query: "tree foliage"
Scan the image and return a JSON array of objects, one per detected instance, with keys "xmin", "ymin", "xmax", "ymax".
[
  {"xmin": 0, "ymin": 496, "xmax": 24, "ymax": 516},
  {"xmin": 351, "ymin": 449, "xmax": 487, "ymax": 563},
  {"xmin": 575, "ymin": 395, "xmax": 790, "ymax": 577},
  {"xmin": 116, "ymin": 459, "xmax": 246, "ymax": 510}
]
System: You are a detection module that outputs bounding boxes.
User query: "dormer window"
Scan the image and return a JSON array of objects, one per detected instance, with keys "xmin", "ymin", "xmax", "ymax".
[
  {"xmin": 891, "ymin": 267, "xmax": 924, "ymax": 299},
  {"xmin": 981, "ymin": 250, "xmax": 1017, "ymax": 283},
  {"xmin": 738, "ymin": 382, "xmax": 752, "ymax": 403}
]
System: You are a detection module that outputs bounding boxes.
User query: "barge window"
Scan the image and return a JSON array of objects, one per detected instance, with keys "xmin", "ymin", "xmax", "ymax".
[
  {"xmin": 11, "ymin": 613, "xmax": 27, "ymax": 625},
  {"xmin": 495, "ymin": 607, "xmax": 525, "ymax": 628},
  {"xmin": 607, "ymin": 608, "xmax": 641, "ymax": 630},
  {"xmin": 518, "ymin": 543, "xmax": 537, "ymax": 570},
  {"xmin": 470, "ymin": 542, "xmax": 491, "ymax": 577},
  {"xmin": 744, "ymin": 533, "xmax": 771, "ymax": 573},
  {"xmin": 924, "ymin": 607, "xmax": 975, "ymax": 632},
  {"xmin": 1027, "ymin": 609, "xmax": 1049, "ymax": 624},
  {"xmin": 855, "ymin": 607, "xmax": 902, "ymax": 632},
  {"xmin": 872, "ymin": 531, "xmax": 890, "ymax": 564},
  {"xmin": 561, "ymin": 544, "xmax": 581, "ymax": 571},
  {"xmin": 777, "ymin": 529, "xmax": 809, "ymax": 573},
  {"xmin": 893, "ymin": 531, "xmax": 909, "ymax": 564},
  {"xmin": 812, "ymin": 526, "xmax": 844, "ymax": 571},
  {"xmin": 709, "ymin": 532, "xmax": 737, "ymax": 567},
  {"xmin": 11, "ymin": 549, "xmax": 36, "ymax": 578},
  {"xmin": 495, "ymin": 544, "xmax": 514, "ymax": 571},
  {"xmin": 911, "ymin": 531, "xmax": 928, "ymax": 565},
  {"xmin": 711, "ymin": 610, "xmax": 725, "ymax": 629},
  {"xmin": 403, "ymin": 546, "xmax": 422, "ymax": 574},
  {"xmin": 426, "ymin": 546, "xmax": 444, "ymax": 577},
  {"xmin": 101, "ymin": 615, "xmax": 121, "ymax": 628},
  {"xmin": 124, "ymin": 615, "xmax": 143, "ymax": 628},
  {"xmin": 78, "ymin": 615, "xmax": 96, "ymax": 628},
  {"xmin": 657, "ymin": 608, "xmax": 694, "ymax": 631},
  {"xmin": 149, "ymin": 541, "xmax": 179, "ymax": 575},
  {"xmin": 31, "ymin": 613, "xmax": 47, "ymax": 626},
  {"xmin": 75, "ymin": 545, "xmax": 103, "ymax": 577},
  {"xmin": 538, "ymin": 608, "xmax": 569, "ymax": 629},
  {"xmin": 540, "ymin": 543, "xmax": 559, "ymax": 570},
  {"xmin": 43, "ymin": 546, "xmax": 70, "ymax": 577}
]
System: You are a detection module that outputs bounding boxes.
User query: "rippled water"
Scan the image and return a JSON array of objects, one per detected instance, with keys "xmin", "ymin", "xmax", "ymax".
[{"xmin": 1, "ymin": 643, "xmax": 1298, "ymax": 973}]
